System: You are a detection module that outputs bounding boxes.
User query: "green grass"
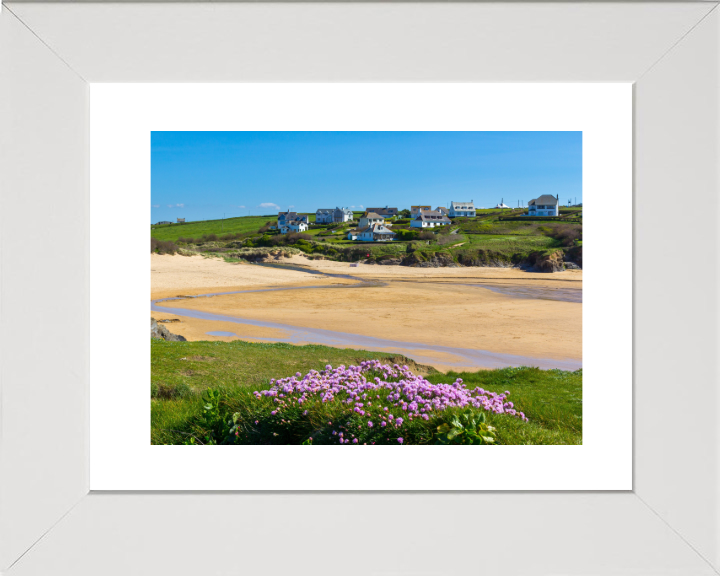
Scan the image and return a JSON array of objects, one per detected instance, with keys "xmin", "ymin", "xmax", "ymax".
[
  {"xmin": 151, "ymin": 339, "xmax": 582, "ymax": 445},
  {"xmin": 464, "ymin": 234, "xmax": 561, "ymax": 253},
  {"xmin": 151, "ymin": 215, "xmax": 279, "ymax": 242},
  {"xmin": 425, "ymin": 368, "xmax": 582, "ymax": 445}
]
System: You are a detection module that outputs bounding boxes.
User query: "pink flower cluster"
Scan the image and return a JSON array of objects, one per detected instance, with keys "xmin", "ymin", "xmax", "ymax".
[{"xmin": 254, "ymin": 360, "xmax": 528, "ymax": 444}]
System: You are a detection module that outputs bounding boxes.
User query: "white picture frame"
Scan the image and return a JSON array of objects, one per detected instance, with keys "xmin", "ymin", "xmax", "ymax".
[{"xmin": 1, "ymin": 2, "xmax": 719, "ymax": 574}]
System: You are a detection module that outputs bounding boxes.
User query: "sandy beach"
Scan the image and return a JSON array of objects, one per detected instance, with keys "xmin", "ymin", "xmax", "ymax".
[{"xmin": 151, "ymin": 254, "xmax": 582, "ymax": 370}]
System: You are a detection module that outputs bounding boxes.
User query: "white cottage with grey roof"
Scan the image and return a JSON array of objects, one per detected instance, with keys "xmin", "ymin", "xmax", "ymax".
[
  {"xmin": 411, "ymin": 211, "xmax": 451, "ymax": 228},
  {"xmin": 527, "ymin": 194, "xmax": 559, "ymax": 217},
  {"xmin": 356, "ymin": 223, "xmax": 396, "ymax": 242},
  {"xmin": 449, "ymin": 201, "xmax": 476, "ymax": 217}
]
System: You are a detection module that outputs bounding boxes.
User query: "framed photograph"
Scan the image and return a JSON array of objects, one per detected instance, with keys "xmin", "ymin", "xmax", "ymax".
[
  {"xmin": 90, "ymin": 83, "xmax": 630, "ymax": 491},
  {"xmin": 1, "ymin": 2, "xmax": 718, "ymax": 574}
]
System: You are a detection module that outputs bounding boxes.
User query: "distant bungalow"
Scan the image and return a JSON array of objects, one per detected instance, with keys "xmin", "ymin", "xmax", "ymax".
[
  {"xmin": 347, "ymin": 223, "xmax": 396, "ymax": 242},
  {"xmin": 411, "ymin": 210, "xmax": 451, "ymax": 228}
]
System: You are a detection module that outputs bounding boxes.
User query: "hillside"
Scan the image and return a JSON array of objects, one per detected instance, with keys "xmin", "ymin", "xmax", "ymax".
[{"xmin": 151, "ymin": 209, "xmax": 582, "ymax": 271}]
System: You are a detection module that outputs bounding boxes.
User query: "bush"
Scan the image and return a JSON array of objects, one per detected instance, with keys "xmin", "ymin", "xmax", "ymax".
[
  {"xmin": 435, "ymin": 235, "xmax": 457, "ymax": 246},
  {"xmin": 182, "ymin": 361, "xmax": 527, "ymax": 445},
  {"xmin": 151, "ymin": 238, "xmax": 180, "ymax": 254},
  {"xmin": 418, "ymin": 230, "xmax": 435, "ymax": 241},
  {"xmin": 394, "ymin": 229, "xmax": 418, "ymax": 242},
  {"xmin": 547, "ymin": 224, "xmax": 582, "ymax": 247}
]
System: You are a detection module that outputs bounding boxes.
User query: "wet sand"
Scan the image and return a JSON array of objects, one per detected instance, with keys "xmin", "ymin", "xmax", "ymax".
[{"xmin": 151, "ymin": 254, "xmax": 582, "ymax": 371}]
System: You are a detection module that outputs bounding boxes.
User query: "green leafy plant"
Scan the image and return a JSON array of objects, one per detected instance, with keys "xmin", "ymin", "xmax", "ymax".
[
  {"xmin": 183, "ymin": 388, "xmax": 240, "ymax": 445},
  {"xmin": 435, "ymin": 409, "xmax": 497, "ymax": 445}
]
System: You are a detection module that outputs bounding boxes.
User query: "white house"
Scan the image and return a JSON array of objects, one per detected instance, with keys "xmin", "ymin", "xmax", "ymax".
[
  {"xmin": 449, "ymin": 201, "xmax": 476, "ymax": 217},
  {"xmin": 411, "ymin": 211, "xmax": 451, "ymax": 228},
  {"xmin": 358, "ymin": 212, "xmax": 385, "ymax": 229},
  {"xmin": 347, "ymin": 229, "xmax": 359, "ymax": 240},
  {"xmin": 333, "ymin": 207, "xmax": 354, "ymax": 222},
  {"xmin": 527, "ymin": 195, "xmax": 559, "ymax": 217},
  {"xmin": 356, "ymin": 223, "xmax": 396, "ymax": 242},
  {"xmin": 280, "ymin": 220, "xmax": 309, "ymax": 234},
  {"xmin": 315, "ymin": 208, "xmax": 334, "ymax": 224},
  {"xmin": 495, "ymin": 199, "xmax": 511, "ymax": 209},
  {"xmin": 435, "ymin": 207, "xmax": 449, "ymax": 216},
  {"xmin": 316, "ymin": 207, "xmax": 353, "ymax": 223},
  {"xmin": 278, "ymin": 211, "xmax": 309, "ymax": 226}
]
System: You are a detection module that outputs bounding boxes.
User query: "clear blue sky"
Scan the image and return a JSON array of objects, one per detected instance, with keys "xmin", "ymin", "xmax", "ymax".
[{"xmin": 151, "ymin": 131, "xmax": 582, "ymax": 223}]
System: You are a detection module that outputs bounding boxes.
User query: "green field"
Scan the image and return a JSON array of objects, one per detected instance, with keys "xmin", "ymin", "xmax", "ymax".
[
  {"xmin": 151, "ymin": 215, "xmax": 292, "ymax": 242},
  {"xmin": 151, "ymin": 339, "xmax": 582, "ymax": 445}
]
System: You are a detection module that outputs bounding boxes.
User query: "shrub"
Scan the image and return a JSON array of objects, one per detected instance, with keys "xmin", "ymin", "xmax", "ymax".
[
  {"xmin": 151, "ymin": 238, "xmax": 180, "ymax": 255},
  {"xmin": 547, "ymin": 224, "xmax": 582, "ymax": 247},
  {"xmin": 418, "ymin": 230, "xmax": 435, "ymax": 241},
  {"xmin": 394, "ymin": 229, "xmax": 418, "ymax": 242},
  {"xmin": 435, "ymin": 235, "xmax": 457, "ymax": 246}
]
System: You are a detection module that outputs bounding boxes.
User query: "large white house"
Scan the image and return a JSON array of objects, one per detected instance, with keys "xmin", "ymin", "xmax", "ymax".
[
  {"xmin": 449, "ymin": 201, "xmax": 476, "ymax": 217},
  {"xmin": 358, "ymin": 212, "xmax": 385, "ymax": 229},
  {"xmin": 316, "ymin": 207, "xmax": 353, "ymax": 223},
  {"xmin": 315, "ymin": 209, "xmax": 334, "ymax": 224},
  {"xmin": 280, "ymin": 220, "xmax": 309, "ymax": 234},
  {"xmin": 411, "ymin": 211, "xmax": 451, "ymax": 228},
  {"xmin": 278, "ymin": 211, "xmax": 309, "ymax": 226},
  {"xmin": 354, "ymin": 223, "xmax": 396, "ymax": 242},
  {"xmin": 527, "ymin": 195, "xmax": 559, "ymax": 217}
]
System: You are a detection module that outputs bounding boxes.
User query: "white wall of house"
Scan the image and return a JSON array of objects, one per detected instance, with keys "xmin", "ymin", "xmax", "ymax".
[
  {"xmin": 449, "ymin": 205, "xmax": 476, "ymax": 217},
  {"xmin": 358, "ymin": 216, "xmax": 384, "ymax": 228},
  {"xmin": 528, "ymin": 204, "xmax": 559, "ymax": 216},
  {"xmin": 316, "ymin": 210, "xmax": 333, "ymax": 223}
]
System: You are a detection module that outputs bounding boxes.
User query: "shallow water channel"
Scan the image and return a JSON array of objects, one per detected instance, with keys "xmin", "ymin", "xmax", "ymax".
[{"xmin": 152, "ymin": 263, "xmax": 581, "ymax": 371}]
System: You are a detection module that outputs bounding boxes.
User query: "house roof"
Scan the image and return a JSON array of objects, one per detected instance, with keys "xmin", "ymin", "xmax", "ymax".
[
  {"xmin": 362, "ymin": 212, "xmax": 384, "ymax": 219},
  {"xmin": 371, "ymin": 224, "xmax": 395, "ymax": 234},
  {"xmin": 357, "ymin": 224, "xmax": 395, "ymax": 234},
  {"xmin": 451, "ymin": 201, "xmax": 475, "ymax": 209},
  {"xmin": 415, "ymin": 211, "xmax": 451, "ymax": 222},
  {"xmin": 529, "ymin": 195, "xmax": 559, "ymax": 205},
  {"xmin": 435, "ymin": 207, "xmax": 448, "ymax": 214},
  {"xmin": 367, "ymin": 207, "xmax": 398, "ymax": 215}
]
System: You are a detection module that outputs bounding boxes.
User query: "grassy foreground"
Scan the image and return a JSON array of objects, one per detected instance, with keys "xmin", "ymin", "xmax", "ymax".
[{"xmin": 151, "ymin": 339, "xmax": 582, "ymax": 445}]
